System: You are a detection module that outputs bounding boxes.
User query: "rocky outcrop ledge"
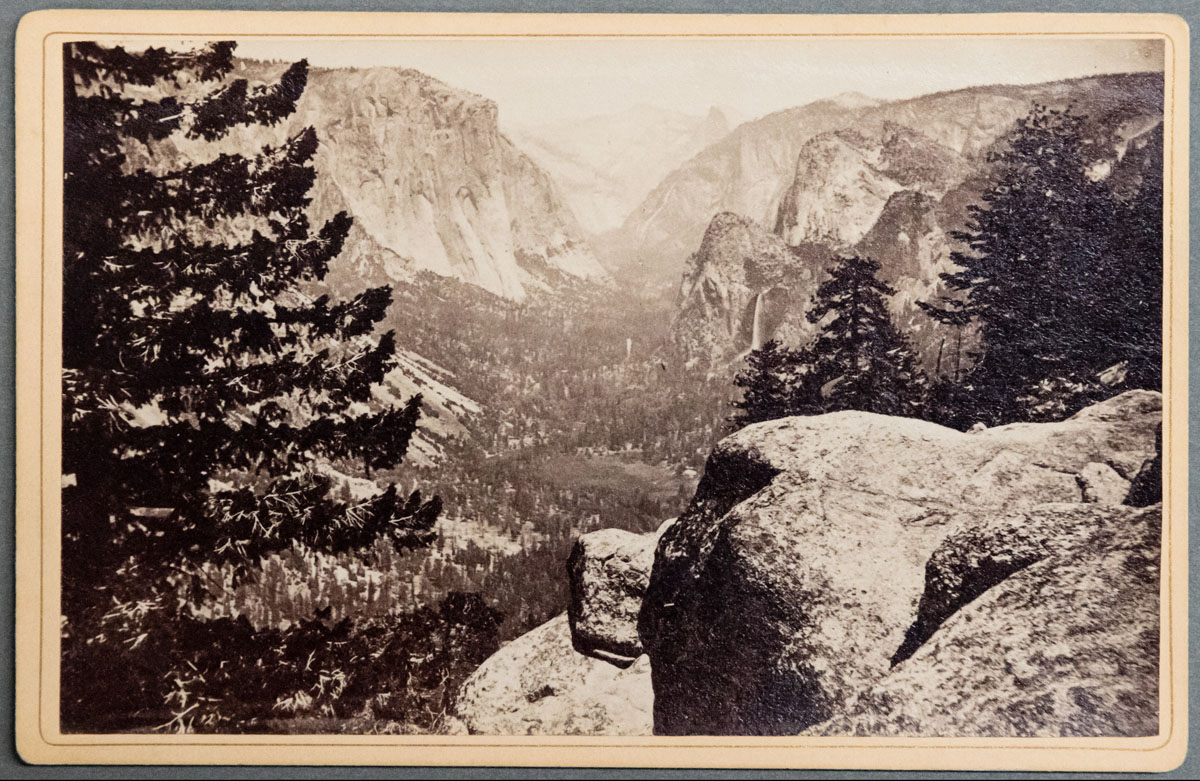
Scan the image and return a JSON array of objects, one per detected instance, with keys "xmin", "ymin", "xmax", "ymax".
[
  {"xmin": 454, "ymin": 614, "xmax": 653, "ymax": 736},
  {"xmin": 807, "ymin": 501, "xmax": 1160, "ymax": 737},
  {"xmin": 455, "ymin": 391, "xmax": 1162, "ymax": 737},
  {"xmin": 567, "ymin": 520, "xmax": 674, "ymax": 666},
  {"xmin": 454, "ymin": 524, "xmax": 668, "ymax": 735}
]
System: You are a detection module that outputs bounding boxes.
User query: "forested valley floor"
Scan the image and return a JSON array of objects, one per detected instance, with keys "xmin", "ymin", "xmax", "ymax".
[{"xmin": 199, "ymin": 273, "xmax": 731, "ymax": 644}]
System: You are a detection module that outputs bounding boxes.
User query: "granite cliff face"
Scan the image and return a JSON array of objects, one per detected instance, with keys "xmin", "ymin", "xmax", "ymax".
[
  {"xmin": 662, "ymin": 74, "xmax": 1163, "ymax": 365},
  {"xmin": 159, "ymin": 61, "xmax": 617, "ymax": 460},
  {"xmin": 234, "ymin": 62, "xmax": 609, "ymax": 301},
  {"xmin": 611, "ymin": 73, "xmax": 1164, "ymax": 299}
]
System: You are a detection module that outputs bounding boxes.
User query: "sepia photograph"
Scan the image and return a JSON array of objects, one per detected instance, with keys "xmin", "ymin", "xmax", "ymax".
[{"xmin": 12, "ymin": 9, "xmax": 1188, "ymax": 771}]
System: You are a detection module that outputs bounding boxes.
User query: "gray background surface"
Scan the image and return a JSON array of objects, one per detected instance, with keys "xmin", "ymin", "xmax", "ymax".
[{"xmin": 2, "ymin": 0, "xmax": 1195, "ymax": 777}]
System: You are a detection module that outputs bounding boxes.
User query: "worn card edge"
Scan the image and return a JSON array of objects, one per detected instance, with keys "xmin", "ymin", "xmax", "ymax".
[{"xmin": 12, "ymin": 8, "xmax": 1190, "ymax": 770}]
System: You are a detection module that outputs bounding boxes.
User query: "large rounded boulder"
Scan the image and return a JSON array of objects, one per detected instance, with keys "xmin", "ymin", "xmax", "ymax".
[
  {"xmin": 638, "ymin": 391, "xmax": 1160, "ymax": 735},
  {"xmin": 567, "ymin": 523, "xmax": 670, "ymax": 666}
]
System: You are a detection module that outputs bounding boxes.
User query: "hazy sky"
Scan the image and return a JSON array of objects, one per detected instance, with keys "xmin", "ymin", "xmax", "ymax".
[{"xmin": 235, "ymin": 36, "xmax": 1163, "ymax": 128}]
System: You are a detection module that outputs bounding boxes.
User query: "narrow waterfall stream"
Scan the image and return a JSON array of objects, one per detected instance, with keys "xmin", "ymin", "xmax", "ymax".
[{"xmin": 750, "ymin": 291, "xmax": 766, "ymax": 350}]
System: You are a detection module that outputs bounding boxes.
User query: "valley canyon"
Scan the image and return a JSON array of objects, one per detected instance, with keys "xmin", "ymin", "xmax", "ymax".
[
  {"xmin": 222, "ymin": 60, "xmax": 1167, "ymax": 737},
  {"xmin": 65, "ymin": 35, "xmax": 1169, "ymax": 742}
]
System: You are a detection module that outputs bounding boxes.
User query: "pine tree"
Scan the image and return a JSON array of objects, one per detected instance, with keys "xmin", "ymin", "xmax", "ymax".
[
  {"xmin": 352, "ymin": 394, "xmax": 424, "ymax": 478},
  {"xmin": 60, "ymin": 41, "xmax": 440, "ymax": 730},
  {"xmin": 921, "ymin": 104, "xmax": 1120, "ymax": 424},
  {"xmin": 731, "ymin": 339, "xmax": 804, "ymax": 428},
  {"xmin": 800, "ymin": 255, "xmax": 927, "ymax": 417}
]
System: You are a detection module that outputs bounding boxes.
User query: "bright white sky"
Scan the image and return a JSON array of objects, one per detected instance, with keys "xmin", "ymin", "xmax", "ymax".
[{"xmin": 234, "ymin": 36, "xmax": 1163, "ymax": 128}]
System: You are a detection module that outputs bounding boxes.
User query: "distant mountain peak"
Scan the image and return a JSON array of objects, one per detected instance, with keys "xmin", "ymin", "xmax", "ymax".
[
  {"xmin": 704, "ymin": 105, "xmax": 729, "ymax": 122},
  {"xmin": 700, "ymin": 106, "xmax": 731, "ymax": 136},
  {"xmin": 511, "ymin": 103, "xmax": 740, "ymax": 236}
]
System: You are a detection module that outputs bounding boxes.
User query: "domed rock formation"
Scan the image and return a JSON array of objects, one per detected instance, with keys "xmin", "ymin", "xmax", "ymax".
[{"xmin": 773, "ymin": 122, "xmax": 969, "ymax": 250}]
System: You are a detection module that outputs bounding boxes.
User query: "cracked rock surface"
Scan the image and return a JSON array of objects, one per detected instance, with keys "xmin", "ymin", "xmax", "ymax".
[
  {"xmin": 808, "ymin": 502, "xmax": 1160, "ymax": 737},
  {"xmin": 639, "ymin": 391, "xmax": 1160, "ymax": 735},
  {"xmin": 568, "ymin": 523, "xmax": 672, "ymax": 666}
]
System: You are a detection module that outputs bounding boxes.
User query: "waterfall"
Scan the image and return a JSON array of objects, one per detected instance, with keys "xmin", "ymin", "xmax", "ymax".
[
  {"xmin": 750, "ymin": 292, "xmax": 766, "ymax": 350},
  {"xmin": 626, "ymin": 337, "xmax": 632, "ymax": 359}
]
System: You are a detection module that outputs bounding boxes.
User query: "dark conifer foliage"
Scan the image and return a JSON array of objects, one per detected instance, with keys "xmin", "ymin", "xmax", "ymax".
[
  {"xmin": 61, "ymin": 41, "xmax": 441, "ymax": 731},
  {"xmin": 921, "ymin": 104, "xmax": 1162, "ymax": 425},
  {"xmin": 732, "ymin": 257, "xmax": 926, "ymax": 427},
  {"xmin": 800, "ymin": 255, "xmax": 927, "ymax": 417},
  {"xmin": 73, "ymin": 590, "xmax": 501, "ymax": 734},
  {"xmin": 1106, "ymin": 127, "xmax": 1164, "ymax": 391},
  {"xmin": 731, "ymin": 339, "xmax": 805, "ymax": 427}
]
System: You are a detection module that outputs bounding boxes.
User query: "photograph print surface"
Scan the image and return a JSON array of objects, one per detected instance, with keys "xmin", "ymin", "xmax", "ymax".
[{"xmin": 18, "ymin": 12, "xmax": 1184, "ymax": 768}]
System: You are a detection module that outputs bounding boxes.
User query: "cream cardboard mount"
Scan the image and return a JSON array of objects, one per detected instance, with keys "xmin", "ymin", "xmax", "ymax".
[{"xmin": 12, "ymin": 9, "xmax": 1190, "ymax": 770}]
